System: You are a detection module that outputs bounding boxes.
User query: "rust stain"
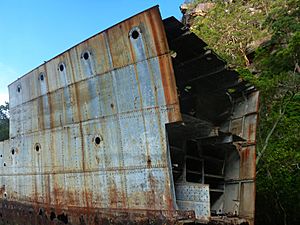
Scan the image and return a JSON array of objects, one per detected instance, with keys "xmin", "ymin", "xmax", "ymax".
[
  {"xmin": 0, "ymin": 199, "xmax": 192, "ymax": 225},
  {"xmin": 109, "ymin": 180, "xmax": 118, "ymax": 208},
  {"xmin": 0, "ymin": 185, "xmax": 5, "ymax": 196},
  {"xmin": 248, "ymin": 123, "xmax": 253, "ymax": 141},
  {"xmin": 158, "ymin": 56, "xmax": 182, "ymax": 122},
  {"xmin": 37, "ymin": 95, "xmax": 45, "ymax": 130},
  {"xmin": 0, "ymin": 5, "xmax": 259, "ymax": 225}
]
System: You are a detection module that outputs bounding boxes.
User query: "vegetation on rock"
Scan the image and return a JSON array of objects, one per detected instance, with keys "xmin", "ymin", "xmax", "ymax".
[
  {"xmin": 184, "ymin": 1, "xmax": 300, "ymax": 224},
  {"xmin": 0, "ymin": 102, "xmax": 9, "ymax": 141}
]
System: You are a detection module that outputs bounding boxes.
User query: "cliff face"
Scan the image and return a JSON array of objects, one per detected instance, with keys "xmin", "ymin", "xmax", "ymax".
[
  {"xmin": 179, "ymin": 1, "xmax": 272, "ymax": 68},
  {"xmin": 180, "ymin": 2, "xmax": 215, "ymax": 27},
  {"xmin": 182, "ymin": 2, "xmax": 300, "ymax": 225},
  {"xmin": 181, "ymin": 1, "xmax": 270, "ymax": 57}
]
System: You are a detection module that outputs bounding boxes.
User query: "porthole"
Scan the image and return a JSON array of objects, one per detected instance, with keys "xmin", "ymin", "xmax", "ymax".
[
  {"xmin": 94, "ymin": 135, "xmax": 103, "ymax": 146},
  {"xmin": 95, "ymin": 137, "xmax": 101, "ymax": 145},
  {"xmin": 82, "ymin": 51, "xmax": 90, "ymax": 60},
  {"xmin": 58, "ymin": 63, "xmax": 65, "ymax": 72},
  {"xmin": 34, "ymin": 143, "xmax": 41, "ymax": 152},
  {"xmin": 39, "ymin": 73, "xmax": 45, "ymax": 81},
  {"xmin": 129, "ymin": 27, "xmax": 141, "ymax": 40},
  {"xmin": 131, "ymin": 30, "xmax": 139, "ymax": 39},
  {"xmin": 17, "ymin": 84, "xmax": 21, "ymax": 93}
]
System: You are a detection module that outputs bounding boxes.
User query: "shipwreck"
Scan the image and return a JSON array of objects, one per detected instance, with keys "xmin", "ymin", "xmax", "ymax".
[{"xmin": 0, "ymin": 6, "xmax": 259, "ymax": 225}]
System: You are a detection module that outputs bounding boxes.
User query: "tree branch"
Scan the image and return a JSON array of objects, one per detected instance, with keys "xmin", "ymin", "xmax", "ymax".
[
  {"xmin": 256, "ymin": 93, "xmax": 294, "ymax": 166},
  {"xmin": 256, "ymin": 109, "xmax": 284, "ymax": 166},
  {"xmin": 266, "ymin": 166, "xmax": 288, "ymax": 225}
]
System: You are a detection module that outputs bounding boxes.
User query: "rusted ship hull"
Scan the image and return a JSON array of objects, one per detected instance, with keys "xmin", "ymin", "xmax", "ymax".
[{"xmin": 0, "ymin": 6, "xmax": 258, "ymax": 225}]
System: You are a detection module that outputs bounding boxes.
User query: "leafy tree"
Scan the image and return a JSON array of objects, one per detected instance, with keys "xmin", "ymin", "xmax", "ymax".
[
  {"xmin": 186, "ymin": 1, "xmax": 300, "ymax": 225},
  {"xmin": 253, "ymin": 1, "xmax": 300, "ymax": 225},
  {"xmin": 0, "ymin": 102, "xmax": 9, "ymax": 141},
  {"xmin": 188, "ymin": 0, "xmax": 271, "ymax": 67}
]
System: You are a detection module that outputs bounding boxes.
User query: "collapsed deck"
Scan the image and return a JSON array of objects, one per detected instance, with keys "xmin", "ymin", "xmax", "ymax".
[{"xmin": 0, "ymin": 6, "xmax": 258, "ymax": 225}]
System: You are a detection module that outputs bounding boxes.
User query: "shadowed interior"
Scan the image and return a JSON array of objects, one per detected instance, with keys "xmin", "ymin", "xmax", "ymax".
[{"xmin": 164, "ymin": 17, "xmax": 256, "ymax": 221}]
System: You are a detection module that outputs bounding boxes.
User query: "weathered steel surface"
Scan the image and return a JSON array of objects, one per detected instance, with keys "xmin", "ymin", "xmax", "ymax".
[
  {"xmin": 0, "ymin": 6, "xmax": 260, "ymax": 225},
  {"xmin": 1, "ymin": 6, "xmax": 185, "ymax": 224},
  {"xmin": 222, "ymin": 90, "xmax": 259, "ymax": 225},
  {"xmin": 163, "ymin": 16, "xmax": 259, "ymax": 225},
  {"xmin": 175, "ymin": 183, "xmax": 210, "ymax": 222}
]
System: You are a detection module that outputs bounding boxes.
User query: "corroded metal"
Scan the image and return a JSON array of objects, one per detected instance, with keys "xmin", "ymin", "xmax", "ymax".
[
  {"xmin": 2, "ymin": 6, "xmax": 182, "ymax": 224},
  {"xmin": 175, "ymin": 183, "xmax": 210, "ymax": 222},
  {"xmin": 0, "ymin": 6, "xmax": 259, "ymax": 225}
]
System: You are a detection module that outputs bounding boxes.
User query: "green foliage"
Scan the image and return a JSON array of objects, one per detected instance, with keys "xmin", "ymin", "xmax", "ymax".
[
  {"xmin": 256, "ymin": 94, "xmax": 300, "ymax": 225},
  {"xmin": 254, "ymin": 1, "xmax": 300, "ymax": 224},
  {"xmin": 0, "ymin": 102, "xmax": 9, "ymax": 142},
  {"xmin": 188, "ymin": 0, "xmax": 300, "ymax": 224},
  {"xmin": 189, "ymin": 0, "xmax": 271, "ymax": 67}
]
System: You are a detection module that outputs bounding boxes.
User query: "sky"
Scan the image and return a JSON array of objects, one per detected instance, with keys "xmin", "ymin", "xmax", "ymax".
[{"xmin": 0, "ymin": 0, "xmax": 185, "ymax": 105}]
